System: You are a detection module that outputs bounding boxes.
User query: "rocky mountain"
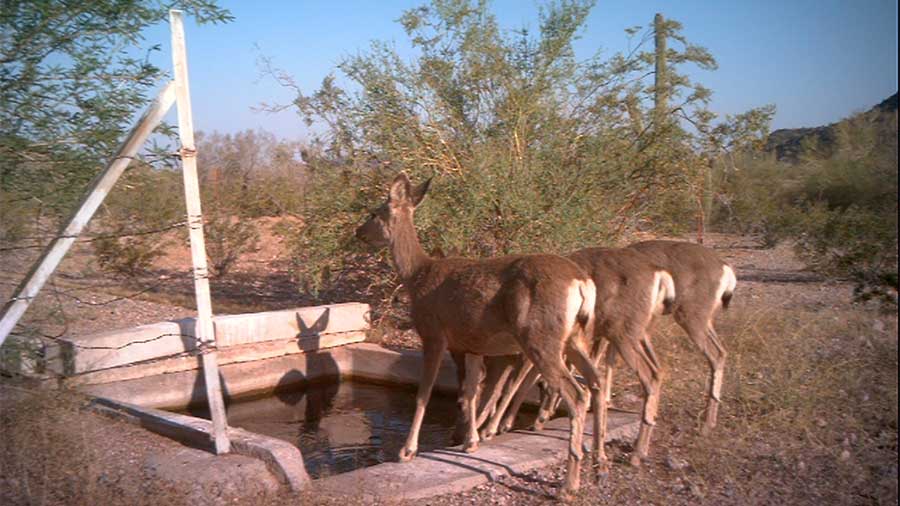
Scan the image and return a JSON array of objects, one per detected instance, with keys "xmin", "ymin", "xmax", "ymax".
[{"xmin": 766, "ymin": 92, "xmax": 898, "ymax": 162}]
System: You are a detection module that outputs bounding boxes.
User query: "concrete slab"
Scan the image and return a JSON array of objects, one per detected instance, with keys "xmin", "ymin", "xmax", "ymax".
[
  {"xmin": 80, "ymin": 345, "xmax": 355, "ymax": 409},
  {"xmin": 64, "ymin": 331, "xmax": 365, "ymax": 387},
  {"xmin": 213, "ymin": 303, "xmax": 370, "ymax": 347},
  {"xmin": 75, "ymin": 343, "xmax": 542, "ymax": 411},
  {"xmin": 90, "ymin": 396, "xmax": 311, "ymax": 491},
  {"xmin": 47, "ymin": 320, "xmax": 187, "ymax": 375},
  {"xmin": 45, "ymin": 303, "xmax": 370, "ymax": 376},
  {"xmin": 315, "ymin": 410, "xmax": 640, "ymax": 501}
]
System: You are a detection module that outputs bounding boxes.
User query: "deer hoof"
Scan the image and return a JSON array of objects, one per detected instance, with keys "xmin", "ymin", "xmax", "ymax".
[
  {"xmin": 463, "ymin": 440, "xmax": 479, "ymax": 453},
  {"xmin": 480, "ymin": 429, "xmax": 496, "ymax": 441},
  {"xmin": 558, "ymin": 490, "xmax": 574, "ymax": 503},
  {"xmin": 398, "ymin": 447, "xmax": 417, "ymax": 462},
  {"xmin": 595, "ymin": 463, "xmax": 610, "ymax": 483},
  {"xmin": 629, "ymin": 453, "xmax": 643, "ymax": 467}
]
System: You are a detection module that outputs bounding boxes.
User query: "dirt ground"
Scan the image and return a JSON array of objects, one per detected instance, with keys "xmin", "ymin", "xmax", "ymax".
[{"xmin": 1, "ymin": 227, "xmax": 897, "ymax": 505}]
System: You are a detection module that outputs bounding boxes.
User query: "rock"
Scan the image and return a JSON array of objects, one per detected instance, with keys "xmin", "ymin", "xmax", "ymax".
[
  {"xmin": 840, "ymin": 450, "xmax": 851, "ymax": 461},
  {"xmin": 666, "ymin": 455, "xmax": 689, "ymax": 471},
  {"xmin": 815, "ymin": 418, "xmax": 827, "ymax": 428},
  {"xmin": 688, "ymin": 481, "xmax": 705, "ymax": 499},
  {"xmin": 798, "ymin": 461, "xmax": 806, "ymax": 472}
]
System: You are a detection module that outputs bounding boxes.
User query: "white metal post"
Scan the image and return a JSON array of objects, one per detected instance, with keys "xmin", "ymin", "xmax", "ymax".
[
  {"xmin": 0, "ymin": 83, "xmax": 177, "ymax": 348},
  {"xmin": 169, "ymin": 9, "xmax": 230, "ymax": 454}
]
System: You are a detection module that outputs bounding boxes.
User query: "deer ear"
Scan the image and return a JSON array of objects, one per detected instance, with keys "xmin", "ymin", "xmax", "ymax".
[
  {"xmin": 410, "ymin": 177, "xmax": 432, "ymax": 207},
  {"xmin": 389, "ymin": 172, "xmax": 411, "ymax": 203}
]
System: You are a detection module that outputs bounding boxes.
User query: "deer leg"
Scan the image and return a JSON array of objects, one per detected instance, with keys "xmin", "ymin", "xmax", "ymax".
[
  {"xmin": 461, "ymin": 354, "xmax": 485, "ymax": 452},
  {"xmin": 475, "ymin": 355, "xmax": 518, "ymax": 428},
  {"xmin": 676, "ymin": 313, "xmax": 727, "ymax": 434},
  {"xmin": 702, "ymin": 325, "xmax": 727, "ymax": 433},
  {"xmin": 399, "ymin": 334, "xmax": 448, "ymax": 462},
  {"xmin": 614, "ymin": 333, "xmax": 663, "ymax": 466},
  {"xmin": 591, "ymin": 339, "xmax": 615, "ymax": 406},
  {"xmin": 497, "ymin": 364, "xmax": 541, "ymax": 434},
  {"xmin": 481, "ymin": 360, "xmax": 534, "ymax": 439},
  {"xmin": 535, "ymin": 360, "xmax": 579, "ymax": 429},
  {"xmin": 531, "ymin": 356, "xmax": 588, "ymax": 499},
  {"xmin": 449, "ymin": 351, "xmax": 467, "ymax": 445},
  {"xmin": 566, "ymin": 340, "xmax": 608, "ymax": 481}
]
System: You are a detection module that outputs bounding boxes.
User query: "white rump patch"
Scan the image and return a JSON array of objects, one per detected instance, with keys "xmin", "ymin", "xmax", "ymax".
[
  {"xmin": 715, "ymin": 265, "xmax": 737, "ymax": 307},
  {"xmin": 564, "ymin": 279, "xmax": 595, "ymax": 340},
  {"xmin": 651, "ymin": 270, "xmax": 676, "ymax": 314}
]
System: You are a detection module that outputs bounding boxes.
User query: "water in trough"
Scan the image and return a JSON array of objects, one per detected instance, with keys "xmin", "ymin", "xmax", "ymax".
[{"xmin": 188, "ymin": 380, "xmax": 462, "ymax": 478}]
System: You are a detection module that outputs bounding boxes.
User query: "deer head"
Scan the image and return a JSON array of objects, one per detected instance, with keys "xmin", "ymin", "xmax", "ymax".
[{"xmin": 355, "ymin": 172, "xmax": 431, "ymax": 248}]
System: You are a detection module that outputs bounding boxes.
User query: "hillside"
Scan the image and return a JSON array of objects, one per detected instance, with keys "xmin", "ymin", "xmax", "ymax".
[{"xmin": 767, "ymin": 92, "xmax": 898, "ymax": 162}]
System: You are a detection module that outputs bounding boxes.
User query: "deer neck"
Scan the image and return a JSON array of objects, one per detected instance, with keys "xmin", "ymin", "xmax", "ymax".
[{"xmin": 389, "ymin": 213, "xmax": 431, "ymax": 283}]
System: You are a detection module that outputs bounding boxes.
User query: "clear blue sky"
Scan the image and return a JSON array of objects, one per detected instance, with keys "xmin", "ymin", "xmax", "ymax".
[{"xmin": 145, "ymin": 0, "xmax": 898, "ymax": 141}]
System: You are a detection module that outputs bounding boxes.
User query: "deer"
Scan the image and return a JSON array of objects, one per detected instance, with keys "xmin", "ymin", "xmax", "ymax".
[
  {"xmin": 354, "ymin": 172, "xmax": 605, "ymax": 498},
  {"xmin": 478, "ymin": 247, "xmax": 676, "ymax": 467},
  {"xmin": 626, "ymin": 240, "xmax": 736, "ymax": 434},
  {"xmin": 477, "ymin": 241, "xmax": 736, "ymax": 461}
]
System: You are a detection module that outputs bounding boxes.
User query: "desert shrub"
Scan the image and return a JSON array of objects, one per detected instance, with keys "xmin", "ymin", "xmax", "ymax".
[
  {"xmin": 204, "ymin": 213, "xmax": 260, "ymax": 277},
  {"xmin": 715, "ymin": 111, "xmax": 898, "ymax": 305},
  {"xmin": 0, "ymin": 2, "xmax": 231, "ymax": 225},
  {"xmin": 93, "ymin": 235, "xmax": 168, "ymax": 276},
  {"xmin": 266, "ymin": 0, "xmax": 770, "ymax": 295},
  {"xmin": 791, "ymin": 115, "xmax": 898, "ymax": 306},
  {"xmin": 196, "ymin": 129, "xmax": 308, "ymax": 219},
  {"xmin": 711, "ymin": 154, "xmax": 805, "ymax": 246},
  {"xmin": 91, "ymin": 165, "xmax": 184, "ymax": 277}
]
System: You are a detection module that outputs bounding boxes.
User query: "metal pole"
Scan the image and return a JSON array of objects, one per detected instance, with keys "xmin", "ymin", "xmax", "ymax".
[
  {"xmin": 169, "ymin": 9, "xmax": 230, "ymax": 454},
  {"xmin": 0, "ymin": 82, "xmax": 177, "ymax": 348}
]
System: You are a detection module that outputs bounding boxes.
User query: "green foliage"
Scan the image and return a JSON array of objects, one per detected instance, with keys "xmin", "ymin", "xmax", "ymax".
[
  {"xmin": 790, "ymin": 115, "xmax": 898, "ymax": 306},
  {"xmin": 196, "ymin": 129, "xmax": 308, "ymax": 218},
  {"xmin": 0, "ymin": 0, "xmax": 232, "ymax": 221},
  {"xmin": 91, "ymin": 164, "xmax": 184, "ymax": 276},
  {"xmin": 93, "ymin": 234, "xmax": 168, "ymax": 276},
  {"xmin": 204, "ymin": 213, "xmax": 260, "ymax": 277},
  {"xmin": 716, "ymin": 111, "xmax": 898, "ymax": 306},
  {"xmin": 266, "ymin": 0, "xmax": 766, "ymax": 292}
]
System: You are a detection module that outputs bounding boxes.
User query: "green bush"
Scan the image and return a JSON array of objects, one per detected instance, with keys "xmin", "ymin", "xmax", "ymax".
[
  {"xmin": 91, "ymin": 165, "xmax": 183, "ymax": 277},
  {"xmin": 204, "ymin": 213, "xmax": 260, "ymax": 277},
  {"xmin": 268, "ymin": 1, "xmax": 765, "ymax": 294},
  {"xmin": 715, "ymin": 111, "xmax": 898, "ymax": 306}
]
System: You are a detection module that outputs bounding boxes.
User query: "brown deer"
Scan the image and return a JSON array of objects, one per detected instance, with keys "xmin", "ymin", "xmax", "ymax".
[
  {"xmin": 478, "ymin": 241, "xmax": 736, "ymax": 462},
  {"xmin": 626, "ymin": 240, "xmax": 736, "ymax": 434},
  {"xmin": 355, "ymin": 173, "xmax": 604, "ymax": 497},
  {"xmin": 479, "ymin": 247, "xmax": 675, "ymax": 467}
]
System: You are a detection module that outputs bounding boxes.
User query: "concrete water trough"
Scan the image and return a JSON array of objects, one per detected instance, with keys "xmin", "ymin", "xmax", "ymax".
[{"xmin": 11, "ymin": 302, "xmax": 640, "ymax": 501}]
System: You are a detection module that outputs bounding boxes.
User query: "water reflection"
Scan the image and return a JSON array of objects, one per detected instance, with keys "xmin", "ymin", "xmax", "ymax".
[{"xmin": 202, "ymin": 380, "xmax": 460, "ymax": 477}]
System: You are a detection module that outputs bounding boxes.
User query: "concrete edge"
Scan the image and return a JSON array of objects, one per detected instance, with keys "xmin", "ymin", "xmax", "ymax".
[
  {"xmin": 89, "ymin": 396, "xmax": 311, "ymax": 491},
  {"xmin": 314, "ymin": 410, "xmax": 642, "ymax": 501},
  {"xmin": 64, "ymin": 331, "xmax": 366, "ymax": 387},
  {"xmin": 46, "ymin": 302, "xmax": 371, "ymax": 375}
]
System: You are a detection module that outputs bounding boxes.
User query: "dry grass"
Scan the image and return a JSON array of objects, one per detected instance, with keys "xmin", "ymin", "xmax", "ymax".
[
  {"xmin": 421, "ymin": 291, "xmax": 898, "ymax": 506},
  {"xmin": 679, "ymin": 305, "xmax": 899, "ymax": 504},
  {"xmin": 0, "ymin": 385, "xmax": 407, "ymax": 506}
]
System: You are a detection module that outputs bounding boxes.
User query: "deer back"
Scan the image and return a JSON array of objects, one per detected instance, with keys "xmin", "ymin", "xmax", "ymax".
[
  {"xmin": 569, "ymin": 247, "xmax": 669, "ymax": 338},
  {"xmin": 627, "ymin": 240, "xmax": 735, "ymax": 312},
  {"xmin": 407, "ymin": 254, "xmax": 594, "ymax": 357}
]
